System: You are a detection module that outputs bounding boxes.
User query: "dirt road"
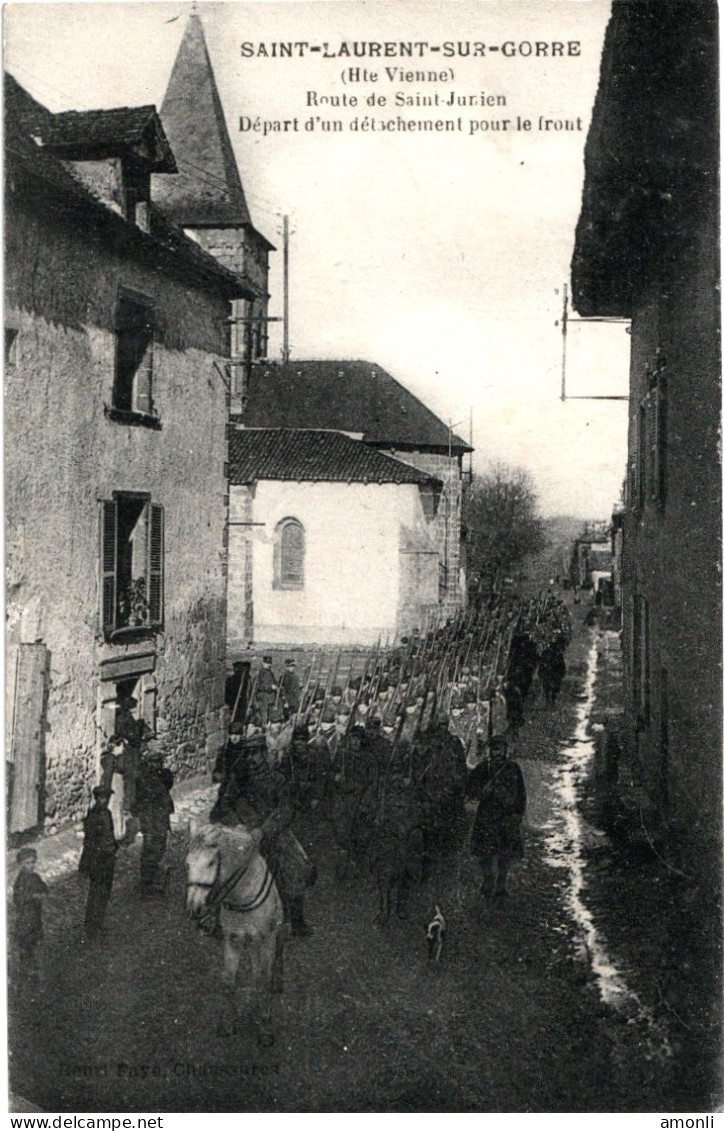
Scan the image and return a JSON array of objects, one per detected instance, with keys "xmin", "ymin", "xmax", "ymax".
[{"xmin": 8, "ymin": 606, "xmax": 714, "ymax": 1112}]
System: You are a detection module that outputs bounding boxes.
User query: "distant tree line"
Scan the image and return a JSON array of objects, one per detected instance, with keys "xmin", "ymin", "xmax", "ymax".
[{"xmin": 464, "ymin": 463, "xmax": 547, "ymax": 595}]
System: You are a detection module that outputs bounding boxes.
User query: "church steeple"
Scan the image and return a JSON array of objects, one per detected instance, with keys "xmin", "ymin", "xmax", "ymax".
[{"xmin": 154, "ymin": 12, "xmax": 252, "ymax": 226}]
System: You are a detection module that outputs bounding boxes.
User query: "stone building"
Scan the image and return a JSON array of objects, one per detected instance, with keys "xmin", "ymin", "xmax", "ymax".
[
  {"xmin": 5, "ymin": 74, "xmax": 254, "ymax": 831},
  {"xmin": 227, "ymin": 428, "xmax": 442, "ymax": 648},
  {"xmin": 572, "ymin": 0, "xmax": 720, "ymax": 868},
  {"xmin": 241, "ymin": 360, "xmax": 471, "ymax": 618}
]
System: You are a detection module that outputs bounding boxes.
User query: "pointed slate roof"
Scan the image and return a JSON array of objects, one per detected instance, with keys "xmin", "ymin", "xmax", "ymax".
[{"xmin": 154, "ymin": 13, "xmax": 252, "ymax": 226}]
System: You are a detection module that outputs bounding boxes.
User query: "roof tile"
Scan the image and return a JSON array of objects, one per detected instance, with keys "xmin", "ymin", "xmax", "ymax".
[
  {"xmin": 240, "ymin": 360, "xmax": 471, "ymax": 452},
  {"xmin": 228, "ymin": 428, "xmax": 443, "ymax": 486}
]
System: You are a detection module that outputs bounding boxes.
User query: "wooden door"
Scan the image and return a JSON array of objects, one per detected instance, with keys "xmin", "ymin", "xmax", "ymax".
[{"xmin": 9, "ymin": 643, "xmax": 48, "ymax": 833}]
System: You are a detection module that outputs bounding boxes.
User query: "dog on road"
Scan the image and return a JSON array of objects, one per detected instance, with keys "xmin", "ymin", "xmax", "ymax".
[{"xmin": 426, "ymin": 905, "xmax": 447, "ymax": 966}]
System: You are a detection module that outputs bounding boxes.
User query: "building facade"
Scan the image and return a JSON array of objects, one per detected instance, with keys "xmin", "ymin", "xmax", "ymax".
[
  {"xmin": 227, "ymin": 428, "xmax": 441, "ymax": 648},
  {"xmin": 5, "ymin": 75, "xmax": 252, "ymax": 831},
  {"xmin": 241, "ymin": 360, "xmax": 471, "ymax": 617},
  {"xmin": 572, "ymin": 0, "xmax": 720, "ymax": 866}
]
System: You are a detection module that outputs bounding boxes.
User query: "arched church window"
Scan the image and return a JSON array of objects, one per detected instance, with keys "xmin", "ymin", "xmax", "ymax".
[{"xmin": 274, "ymin": 518, "xmax": 305, "ymax": 590}]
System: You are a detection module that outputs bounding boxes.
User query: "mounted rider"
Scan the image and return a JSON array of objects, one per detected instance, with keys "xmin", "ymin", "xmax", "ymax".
[{"xmin": 211, "ymin": 724, "xmax": 316, "ymax": 938}]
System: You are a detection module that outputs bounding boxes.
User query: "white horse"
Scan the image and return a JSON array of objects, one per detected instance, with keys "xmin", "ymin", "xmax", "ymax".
[{"xmin": 185, "ymin": 821, "xmax": 284, "ymax": 1045}]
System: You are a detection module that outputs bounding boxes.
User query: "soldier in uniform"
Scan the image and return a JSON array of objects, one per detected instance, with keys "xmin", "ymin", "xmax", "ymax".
[
  {"xmin": 114, "ymin": 694, "xmax": 150, "ymax": 822},
  {"xmin": 467, "ymin": 735, "xmax": 526, "ymax": 898},
  {"xmin": 78, "ymin": 785, "xmax": 118, "ymax": 940},
  {"xmin": 255, "ymin": 656, "xmax": 279, "ymax": 726},
  {"xmin": 266, "ymin": 704, "xmax": 293, "ymax": 768},
  {"xmin": 133, "ymin": 743, "xmax": 175, "ymax": 895},
  {"xmin": 280, "ymin": 658, "xmax": 300, "ymax": 716},
  {"xmin": 211, "ymin": 731, "xmax": 315, "ymax": 938}
]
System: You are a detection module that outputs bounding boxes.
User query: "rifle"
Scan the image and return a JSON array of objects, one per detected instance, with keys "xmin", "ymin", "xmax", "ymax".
[
  {"xmin": 241, "ymin": 671, "xmax": 260, "ymax": 728},
  {"xmin": 313, "ymin": 651, "xmax": 338, "ymax": 737},
  {"xmin": 345, "ymin": 645, "xmax": 376, "ymax": 735},
  {"xmin": 295, "ymin": 654, "xmax": 317, "ymax": 726}
]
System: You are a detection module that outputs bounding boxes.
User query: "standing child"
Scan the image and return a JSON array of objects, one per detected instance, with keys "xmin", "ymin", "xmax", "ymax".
[{"xmin": 12, "ymin": 847, "xmax": 48, "ymax": 985}]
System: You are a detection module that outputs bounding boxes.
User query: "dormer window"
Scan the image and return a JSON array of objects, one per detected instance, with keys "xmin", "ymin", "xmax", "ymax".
[{"xmin": 123, "ymin": 164, "xmax": 151, "ymax": 230}]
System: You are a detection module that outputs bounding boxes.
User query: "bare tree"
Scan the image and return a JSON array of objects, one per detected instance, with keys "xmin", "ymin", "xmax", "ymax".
[{"xmin": 465, "ymin": 463, "xmax": 547, "ymax": 589}]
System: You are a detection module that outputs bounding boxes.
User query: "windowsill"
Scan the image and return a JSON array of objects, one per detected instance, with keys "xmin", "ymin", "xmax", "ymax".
[
  {"xmin": 272, "ymin": 583, "xmax": 304, "ymax": 591},
  {"xmin": 106, "ymin": 625, "xmax": 160, "ymax": 644},
  {"xmin": 105, "ymin": 405, "xmax": 162, "ymax": 430}
]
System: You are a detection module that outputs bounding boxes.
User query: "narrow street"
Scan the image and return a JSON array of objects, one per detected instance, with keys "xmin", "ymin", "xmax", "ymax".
[{"xmin": 9, "ymin": 603, "xmax": 714, "ymax": 1113}]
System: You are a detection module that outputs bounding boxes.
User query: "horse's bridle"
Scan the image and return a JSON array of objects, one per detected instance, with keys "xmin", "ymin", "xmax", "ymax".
[{"xmin": 186, "ymin": 846, "xmax": 275, "ymax": 919}]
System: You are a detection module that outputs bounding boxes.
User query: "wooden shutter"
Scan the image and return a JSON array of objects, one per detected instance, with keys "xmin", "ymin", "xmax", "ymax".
[
  {"xmin": 134, "ymin": 309, "xmax": 154, "ymax": 414},
  {"xmin": 148, "ymin": 503, "xmax": 164, "ymax": 626},
  {"xmin": 637, "ymin": 399, "xmax": 646, "ymax": 507},
  {"xmin": 101, "ymin": 499, "xmax": 118, "ymax": 633},
  {"xmin": 649, "ymin": 379, "xmax": 665, "ymax": 503},
  {"xmin": 9, "ymin": 643, "xmax": 48, "ymax": 832}
]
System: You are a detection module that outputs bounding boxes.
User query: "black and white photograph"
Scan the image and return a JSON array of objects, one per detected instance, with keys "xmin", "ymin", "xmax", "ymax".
[{"xmin": 3, "ymin": 0, "xmax": 721, "ymax": 1115}]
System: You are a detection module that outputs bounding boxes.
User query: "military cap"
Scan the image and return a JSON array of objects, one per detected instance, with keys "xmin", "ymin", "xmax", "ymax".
[
  {"xmin": 268, "ymin": 705, "xmax": 285, "ymax": 723},
  {"xmin": 262, "ymin": 655, "xmax": 273, "ymax": 665},
  {"xmin": 321, "ymin": 707, "xmax": 336, "ymax": 724},
  {"xmin": 313, "ymin": 687, "xmax": 326, "ymax": 702},
  {"xmin": 349, "ymin": 676, "xmax": 361, "ymax": 690},
  {"xmin": 331, "ymin": 685, "xmax": 343, "ymax": 697},
  {"xmin": 293, "ymin": 723, "xmax": 310, "ymax": 739},
  {"xmin": 93, "ymin": 785, "xmax": 113, "ymax": 799},
  {"xmin": 16, "ymin": 847, "xmax": 37, "ymax": 864},
  {"xmin": 284, "ymin": 658, "xmax": 296, "ymax": 668},
  {"xmin": 119, "ymin": 695, "xmax": 137, "ymax": 707}
]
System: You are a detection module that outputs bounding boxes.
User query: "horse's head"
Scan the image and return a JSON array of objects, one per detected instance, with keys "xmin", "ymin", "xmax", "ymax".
[
  {"xmin": 185, "ymin": 823, "xmax": 263, "ymax": 919},
  {"xmin": 185, "ymin": 827, "xmax": 222, "ymax": 919}
]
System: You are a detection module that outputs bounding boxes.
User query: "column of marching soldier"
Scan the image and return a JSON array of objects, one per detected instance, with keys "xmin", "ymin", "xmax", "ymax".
[
  {"xmin": 13, "ymin": 592, "xmax": 573, "ymax": 967},
  {"xmin": 209, "ymin": 593, "xmax": 573, "ymax": 931}
]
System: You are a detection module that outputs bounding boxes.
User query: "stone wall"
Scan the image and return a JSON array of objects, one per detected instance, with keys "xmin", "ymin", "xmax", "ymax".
[
  {"xmin": 227, "ymin": 478, "xmax": 437, "ymax": 648},
  {"xmin": 5, "ymin": 198, "xmax": 232, "ymax": 827},
  {"xmin": 620, "ymin": 193, "xmax": 721, "ymax": 863},
  {"xmin": 187, "ymin": 226, "xmax": 271, "ymax": 404},
  {"xmin": 389, "ymin": 449, "xmax": 465, "ymax": 612}
]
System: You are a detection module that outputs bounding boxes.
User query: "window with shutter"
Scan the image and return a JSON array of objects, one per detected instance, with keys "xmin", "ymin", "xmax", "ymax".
[
  {"xmin": 274, "ymin": 518, "xmax": 305, "ymax": 590},
  {"xmin": 100, "ymin": 494, "xmax": 163, "ymax": 638},
  {"xmin": 101, "ymin": 500, "xmax": 117, "ymax": 634},
  {"xmin": 113, "ymin": 292, "xmax": 156, "ymax": 419},
  {"xmin": 147, "ymin": 504, "xmax": 164, "ymax": 627},
  {"xmin": 649, "ymin": 377, "xmax": 666, "ymax": 503},
  {"xmin": 636, "ymin": 399, "xmax": 646, "ymax": 509}
]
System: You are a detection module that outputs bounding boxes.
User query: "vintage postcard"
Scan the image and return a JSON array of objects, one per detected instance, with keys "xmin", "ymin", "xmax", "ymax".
[{"xmin": 4, "ymin": 0, "xmax": 720, "ymax": 1116}]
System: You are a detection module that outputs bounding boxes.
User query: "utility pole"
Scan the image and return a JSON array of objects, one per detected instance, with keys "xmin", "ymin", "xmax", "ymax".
[{"xmin": 282, "ymin": 214, "xmax": 290, "ymax": 363}]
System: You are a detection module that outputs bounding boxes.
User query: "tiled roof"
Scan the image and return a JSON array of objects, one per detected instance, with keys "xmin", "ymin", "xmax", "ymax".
[
  {"xmin": 155, "ymin": 14, "xmax": 258, "ymax": 229},
  {"xmin": 4, "ymin": 73, "xmax": 252, "ymax": 301},
  {"xmin": 240, "ymin": 360, "xmax": 472, "ymax": 453},
  {"xmin": 228, "ymin": 428, "xmax": 442, "ymax": 486},
  {"xmin": 42, "ymin": 105, "xmax": 176, "ymax": 172}
]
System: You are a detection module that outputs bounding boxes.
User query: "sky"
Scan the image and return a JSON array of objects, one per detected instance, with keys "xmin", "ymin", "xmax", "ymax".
[{"xmin": 5, "ymin": 0, "xmax": 631, "ymax": 518}]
